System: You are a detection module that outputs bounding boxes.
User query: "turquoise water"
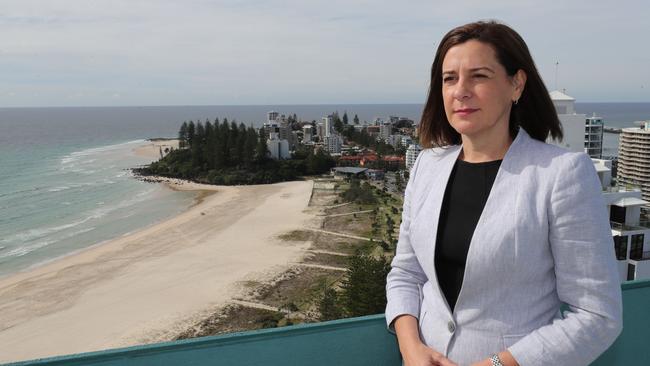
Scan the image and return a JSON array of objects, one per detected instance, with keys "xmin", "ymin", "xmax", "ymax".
[{"xmin": 0, "ymin": 139, "xmax": 195, "ymax": 277}]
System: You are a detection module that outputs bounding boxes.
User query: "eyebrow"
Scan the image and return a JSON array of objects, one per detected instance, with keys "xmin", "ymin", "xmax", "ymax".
[{"xmin": 442, "ymin": 67, "xmax": 496, "ymax": 75}]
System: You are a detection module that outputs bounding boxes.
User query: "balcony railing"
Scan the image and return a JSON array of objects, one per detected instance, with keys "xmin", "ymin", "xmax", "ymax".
[
  {"xmin": 611, "ymin": 220, "xmax": 650, "ymax": 232},
  {"xmin": 603, "ymin": 186, "xmax": 642, "ymax": 193},
  {"xmin": 4, "ymin": 280, "xmax": 650, "ymax": 366}
]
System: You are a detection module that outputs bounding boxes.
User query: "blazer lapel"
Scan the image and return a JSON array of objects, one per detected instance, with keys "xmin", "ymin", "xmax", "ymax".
[
  {"xmin": 417, "ymin": 128, "xmax": 531, "ymax": 319},
  {"xmin": 452, "ymin": 128, "xmax": 529, "ymax": 315},
  {"xmin": 412, "ymin": 146, "xmax": 462, "ymax": 316}
]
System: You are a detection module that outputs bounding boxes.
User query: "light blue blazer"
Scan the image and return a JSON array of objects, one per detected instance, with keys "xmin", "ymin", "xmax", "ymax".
[{"xmin": 385, "ymin": 128, "xmax": 623, "ymax": 366}]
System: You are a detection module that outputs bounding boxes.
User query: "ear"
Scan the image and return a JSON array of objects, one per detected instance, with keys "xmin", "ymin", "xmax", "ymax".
[{"xmin": 512, "ymin": 69, "xmax": 527, "ymax": 100}]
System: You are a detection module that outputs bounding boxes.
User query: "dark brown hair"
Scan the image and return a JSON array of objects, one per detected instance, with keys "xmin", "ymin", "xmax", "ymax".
[{"xmin": 419, "ymin": 20, "xmax": 563, "ymax": 148}]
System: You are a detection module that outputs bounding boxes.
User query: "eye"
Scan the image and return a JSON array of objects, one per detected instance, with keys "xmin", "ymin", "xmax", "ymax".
[
  {"xmin": 473, "ymin": 74, "xmax": 487, "ymax": 79},
  {"xmin": 443, "ymin": 76, "xmax": 456, "ymax": 83}
]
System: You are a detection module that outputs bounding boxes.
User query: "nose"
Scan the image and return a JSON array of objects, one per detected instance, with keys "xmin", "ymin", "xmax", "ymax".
[{"xmin": 452, "ymin": 76, "xmax": 472, "ymax": 101}]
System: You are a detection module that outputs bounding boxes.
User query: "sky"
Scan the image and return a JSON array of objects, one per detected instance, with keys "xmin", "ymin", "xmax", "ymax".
[{"xmin": 2, "ymin": 0, "xmax": 649, "ymax": 107}]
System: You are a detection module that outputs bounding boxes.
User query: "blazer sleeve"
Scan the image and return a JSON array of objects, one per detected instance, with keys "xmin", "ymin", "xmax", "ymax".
[
  {"xmin": 385, "ymin": 151, "xmax": 428, "ymax": 333},
  {"xmin": 508, "ymin": 153, "xmax": 623, "ymax": 365}
]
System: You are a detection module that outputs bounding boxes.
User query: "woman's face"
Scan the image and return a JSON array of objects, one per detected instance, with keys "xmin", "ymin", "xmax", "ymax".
[{"xmin": 441, "ymin": 40, "xmax": 525, "ymax": 140}]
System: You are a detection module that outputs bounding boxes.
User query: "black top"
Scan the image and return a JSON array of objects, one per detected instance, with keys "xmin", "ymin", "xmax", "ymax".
[{"xmin": 434, "ymin": 158, "xmax": 502, "ymax": 312}]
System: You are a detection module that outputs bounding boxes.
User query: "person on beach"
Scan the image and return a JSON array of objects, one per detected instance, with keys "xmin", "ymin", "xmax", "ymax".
[{"xmin": 385, "ymin": 20, "xmax": 623, "ymax": 366}]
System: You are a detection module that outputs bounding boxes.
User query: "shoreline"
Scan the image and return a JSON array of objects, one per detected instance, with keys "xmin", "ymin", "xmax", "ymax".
[
  {"xmin": 0, "ymin": 139, "xmax": 193, "ymax": 282},
  {"xmin": 0, "ymin": 142, "xmax": 318, "ymax": 364},
  {"xmin": 0, "ymin": 174, "xmax": 202, "ymax": 284}
]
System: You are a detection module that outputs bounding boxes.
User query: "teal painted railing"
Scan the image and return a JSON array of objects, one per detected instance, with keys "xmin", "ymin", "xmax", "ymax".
[{"xmin": 5, "ymin": 279, "xmax": 650, "ymax": 366}]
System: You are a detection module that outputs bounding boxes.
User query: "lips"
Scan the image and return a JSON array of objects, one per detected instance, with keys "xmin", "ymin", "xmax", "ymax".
[{"xmin": 454, "ymin": 108, "xmax": 479, "ymax": 116}]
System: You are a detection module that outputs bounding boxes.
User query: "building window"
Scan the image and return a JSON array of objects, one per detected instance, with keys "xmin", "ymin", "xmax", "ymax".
[
  {"xmin": 610, "ymin": 205, "xmax": 626, "ymax": 224},
  {"xmin": 630, "ymin": 234, "xmax": 645, "ymax": 260},
  {"xmin": 614, "ymin": 235, "xmax": 628, "ymax": 260},
  {"xmin": 627, "ymin": 263, "xmax": 636, "ymax": 281}
]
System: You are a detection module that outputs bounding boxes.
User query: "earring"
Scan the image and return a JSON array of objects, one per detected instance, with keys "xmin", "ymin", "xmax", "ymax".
[{"xmin": 513, "ymin": 99, "xmax": 519, "ymax": 105}]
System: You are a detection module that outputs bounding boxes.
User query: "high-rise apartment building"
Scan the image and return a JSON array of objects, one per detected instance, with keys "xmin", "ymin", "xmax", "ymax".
[
  {"xmin": 585, "ymin": 115, "xmax": 604, "ymax": 158},
  {"xmin": 406, "ymin": 144, "xmax": 422, "ymax": 171},
  {"xmin": 549, "ymin": 90, "xmax": 604, "ymax": 158},
  {"xmin": 618, "ymin": 121, "xmax": 650, "ymax": 209}
]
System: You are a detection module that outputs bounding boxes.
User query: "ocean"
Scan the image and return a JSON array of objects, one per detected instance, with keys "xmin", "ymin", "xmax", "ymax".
[{"xmin": 0, "ymin": 103, "xmax": 648, "ymax": 277}]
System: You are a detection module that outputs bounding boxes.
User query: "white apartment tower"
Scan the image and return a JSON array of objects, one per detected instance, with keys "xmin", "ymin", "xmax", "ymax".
[
  {"xmin": 406, "ymin": 144, "xmax": 422, "ymax": 171},
  {"xmin": 324, "ymin": 135, "xmax": 342, "ymax": 154},
  {"xmin": 618, "ymin": 121, "xmax": 650, "ymax": 209},
  {"xmin": 549, "ymin": 90, "xmax": 586, "ymax": 153},
  {"xmin": 549, "ymin": 91, "xmax": 604, "ymax": 158},
  {"xmin": 267, "ymin": 132, "xmax": 290, "ymax": 159},
  {"xmin": 379, "ymin": 122, "xmax": 392, "ymax": 142},
  {"xmin": 323, "ymin": 116, "xmax": 333, "ymax": 137},
  {"xmin": 267, "ymin": 111, "xmax": 279, "ymax": 124},
  {"xmin": 302, "ymin": 125, "xmax": 313, "ymax": 143},
  {"xmin": 585, "ymin": 115, "xmax": 604, "ymax": 158}
]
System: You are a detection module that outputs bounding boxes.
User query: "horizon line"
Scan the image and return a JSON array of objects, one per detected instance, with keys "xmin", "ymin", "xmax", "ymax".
[{"xmin": 2, "ymin": 101, "xmax": 650, "ymax": 109}]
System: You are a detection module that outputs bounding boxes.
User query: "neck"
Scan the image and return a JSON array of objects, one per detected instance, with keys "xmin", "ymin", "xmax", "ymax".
[{"xmin": 459, "ymin": 125, "xmax": 513, "ymax": 163}]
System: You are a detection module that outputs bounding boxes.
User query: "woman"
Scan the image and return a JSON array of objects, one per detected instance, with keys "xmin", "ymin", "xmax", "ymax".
[{"xmin": 385, "ymin": 21, "xmax": 623, "ymax": 366}]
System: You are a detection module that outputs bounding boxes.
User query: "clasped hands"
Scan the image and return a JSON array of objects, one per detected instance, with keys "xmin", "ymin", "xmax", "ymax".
[{"xmin": 402, "ymin": 342, "xmax": 507, "ymax": 366}]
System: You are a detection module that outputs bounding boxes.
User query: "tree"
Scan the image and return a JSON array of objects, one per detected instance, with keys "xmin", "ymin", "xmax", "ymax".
[
  {"xmin": 340, "ymin": 253, "xmax": 391, "ymax": 317},
  {"xmin": 193, "ymin": 122, "xmax": 206, "ymax": 167},
  {"xmin": 319, "ymin": 288, "xmax": 343, "ymax": 321},
  {"xmin": 333, "ymin": 113, "xmax": 343, "ymax": 133},
  {"xmin": 243, "ymin": 126, "xmax": 257, "ymax": 165},
  {"xmin": 204, "ymin": 120, "xmax": 215, "ymax": 168},
  {"xmin": 186, "ymin": 121, "xmax": 196, "ymax": 149},
  {"xmin": 219, "ymin": 120, "xmax": 231, "ymax": 166},
  {"xmin": 256, "ymin": 128, "xmax": 268, "ymax": 162},
  {"xmin": 229, "ymin": 121, "xmax": 240, "ymax": 166},
  {"xmin": 342, "ymin": 112, "xmax": 348, "ymax": 125},
  {"xmin": 353, "ymin": 114, "xmax": 360, "ymax": 125},
  {"xmin": 178, "ymin": 121, "xmax": 188, "ymax": 148}
]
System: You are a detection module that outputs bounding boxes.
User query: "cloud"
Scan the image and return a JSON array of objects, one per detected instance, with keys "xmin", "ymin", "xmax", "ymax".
[{"xmin": 1, "ymin": 0, "xmax": 649, "ymax": 106}]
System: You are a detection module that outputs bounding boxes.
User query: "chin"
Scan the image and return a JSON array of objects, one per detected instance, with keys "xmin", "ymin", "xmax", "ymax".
[{"xmin": 449, "ymin": 120, "xmax": 483, "ymax": 136}]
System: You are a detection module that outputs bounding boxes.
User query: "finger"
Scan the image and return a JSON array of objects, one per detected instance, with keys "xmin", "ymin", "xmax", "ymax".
[{"xmin": 438, "ymin": 358, "xmax": 458, "ymax": 366}]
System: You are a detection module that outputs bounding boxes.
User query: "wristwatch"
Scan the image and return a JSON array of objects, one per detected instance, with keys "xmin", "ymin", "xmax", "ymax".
[{"xmin": 490, "ymin": 354, "xmax": 504, "ymax": 366}]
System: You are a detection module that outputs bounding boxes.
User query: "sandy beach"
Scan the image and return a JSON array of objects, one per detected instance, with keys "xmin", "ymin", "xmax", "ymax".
[
  {"xmin": 0, "ymin": 175, "xmax": 316, "ymax": 363},
  {"xmin": 132, "ymin": 139, "xmax": 180, "ymax": 160}
]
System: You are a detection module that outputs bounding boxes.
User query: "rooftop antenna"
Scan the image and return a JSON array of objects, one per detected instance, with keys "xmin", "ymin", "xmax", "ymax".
[{"xmin": 554, "ymin": 61, "xmax": 559, "ymax": 91}]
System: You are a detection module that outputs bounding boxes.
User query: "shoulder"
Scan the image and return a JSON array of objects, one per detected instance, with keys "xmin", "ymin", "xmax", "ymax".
[
  {"xmin": 516, "ymin": 130, "xmax": 593, "ymax": 174},
  {"xmin": 409, "ymin": 145, "xmax": 459, "ymax": 180},
  {"xmin": 418, "ymin": 145, "xmax": 460, "ymax": 164}
]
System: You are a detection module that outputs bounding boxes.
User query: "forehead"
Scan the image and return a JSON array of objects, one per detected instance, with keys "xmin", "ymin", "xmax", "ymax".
[{"xmin": 442, "ymin": 40, "xmax": 500, "ymax": 71}]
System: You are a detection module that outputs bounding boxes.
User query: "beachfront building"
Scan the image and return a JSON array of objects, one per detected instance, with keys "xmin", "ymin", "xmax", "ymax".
[
  {"xmin": 379, "ymin": 122, "xmax": 392, "ymax": 142},
  {"xmin": 593, "ymin": 158, "xmax": 650, "ymax": 282},
  {"xmin": 549, "ymin": 90, "xmax": 586, "ymax": 153},
  {"xmin": 316, "ymin": 121, "xmax": 326, "ymax": 140},
  {"xmin": 549, "ymin": 90, "xmax": 605, "ymax": 158},
  {"xmin": 302, "ymin": 125, "xmax": 313, "ymax": 143},
  {"xmin": 406, "ymin": 144, "xmax": 422, "ymax": 171},
  {"xmin": 263, "ymin": 111, "xmax": 280, "ymax": 139},
  {"xmin": 585, "ymin": 115, "xmax": 604, "ymax": 158},
  {"xmin": 323, "ymin": 116, "xmax": 334, "ymax": 137},
  {"xmin": 366, "ymin": 125, "xmax": 380, "ymax": 138},
  {"xmin": 324, "ymin": 134, "xmax": 342, "ymax": 154},
  {"xmin": 617, "ymin": 121, "xmax": 650, "ymax": 210},
  {"xmin": 386, "ymin": 134, "xmax": 401, "ymax": 148},
  {"xmin": 385, "ymin": 134, "xmax": 412, "ymax": 149},
  {"xmin": 399, "ymin": 136, "xmax": 413, "ymax": 148},
  {"xmin": 279, "ymin": 120, "xmax": 291, "ymax": 141},
  {"xmin": 267, "ymin": 132, "xmax": 290, "ymax": 160},
  {"xmin": 267, "ymin": 111, "xmax": 279, "ymax": 123}
]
